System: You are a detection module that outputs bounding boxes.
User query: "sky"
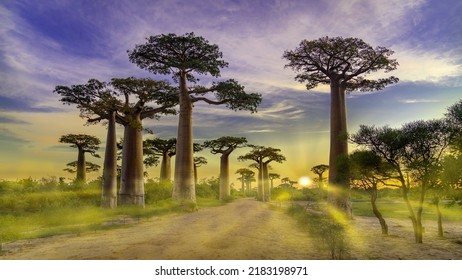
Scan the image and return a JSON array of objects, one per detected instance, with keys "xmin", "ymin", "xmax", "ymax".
[{"xmin": 0, "ymin": 0, "xmax": 461, "ymax": 187}]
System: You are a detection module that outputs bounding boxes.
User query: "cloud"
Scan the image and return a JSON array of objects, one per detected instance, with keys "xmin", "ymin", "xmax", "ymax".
[
  {"xmin": 0, "ymin": 127, "xmax": 30, "ymax": 144},
  {"xmin": 399, "ymin": 99, "xmax": 441, "ymax": 104},
  {"xmin": 0, "ymin": 95, "xmax": 61, "ymax": 113},
  {"xmin": 0, "ymin": 115, "xmax": 29, "ymax": 124}
]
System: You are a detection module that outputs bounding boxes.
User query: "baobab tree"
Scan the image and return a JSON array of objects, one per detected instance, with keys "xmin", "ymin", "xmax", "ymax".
[
  {"xmin": 236, "ymin": 168, "xmax": 255, "ymax": 194},
  {"xmin": 193, "ymin": 156, "xmax": 208, "ymax": 186},
  {"xmin": 261, "ymin": 148, "xmax": 286, "ymax": 201},
  {"xmin": 283, "ymin": 36, "xmax": 399, "ymax": 215},
  {"xmin": 59, "ymin": 134, "xmax": 100, "ymax": 184},
  {"xmin": 55, "ymin": 79, "xmax": 120, "ymax": 208},
  {"xmin": 269, "ymin": 173, "xmax": 280, "ymax": 190},
  {"xmin": 311, "ymin": 164, "xmax": 329, "ymax": 190},
  {"xmin": 144, "ymin": 138, "xmax": 176, "ymax": 183},
  {"xmin": 111, "ymin": 77, "xmax": 178, "ymax": 206},
  {"xmin": 203, "ymin": 136, "xmax": 247, "ymax": 200},
  {"xmin": 128, "ymin": 32, "xmax": 262, "ymax": 203},
  {"xmin": 64, "ymin": 161, "xmax": 100, "ymax": 175},
  {"xmin": 238, "ymin": 145, "xmax": 285, "ymax": 201}
]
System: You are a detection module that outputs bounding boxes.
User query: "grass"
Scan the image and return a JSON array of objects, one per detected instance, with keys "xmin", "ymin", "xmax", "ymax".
[{"xmin": 0, "ymin": 178, "xmax": 229, "ymax": 246}]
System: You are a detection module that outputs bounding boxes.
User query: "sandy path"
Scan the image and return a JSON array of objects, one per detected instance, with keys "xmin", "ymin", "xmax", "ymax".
[
  {"xmin": 0, "ymin": 198, "xmax": 318, "ymax": 260},
  {"xmin": 2, "ymin": 198, "xmax": 462, "ymax": 260}
]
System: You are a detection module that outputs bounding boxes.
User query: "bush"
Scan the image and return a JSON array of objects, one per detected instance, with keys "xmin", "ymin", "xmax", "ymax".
[
  {"xmin": 145, "ymin": 180, "xmax": 173, "ymax": 204},
  {"xmin": 287, "ymin": 203, "xmax": 349, "ymax": 259}
]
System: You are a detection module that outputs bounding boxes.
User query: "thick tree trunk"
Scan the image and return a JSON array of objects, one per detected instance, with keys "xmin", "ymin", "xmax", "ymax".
[
  {"xmin": 240, "ymin": 178, "xmax": 245, "ymax": 194},
  {"xmin": 370, "ymin": 187, "xmax": 388, "ymax": 235},
  {"xmin": 160, "ymin": 152, "xmax": 172, "ymax": 183},
  {"xmin": 262, "ymin": 162, "xmax": 271, "ymax": 202},
  {"xmin": 101, "ymin": 111, "xmax": 118, "ymax": 208},
  {"xmin": 119, "ymin": 113, "xmax": 145, "ymax": 206},
  {"xmin": 327, "ymin": 79, "xmax": 351, "ymax": 216},
  {"xmin": 435, "ymin": 198, "xmax": 443, "ymax": 237},
  {"xmin": 76, "ymin": 147, "xmax": 86, "ymax": 183},
  {"xmin": 256, "ymin": 162, "xmax": 263, "ymax": 201},
  {"xmin": 173, "ymin": 73, "xmax": 196, "ymax": 203},
  {"xmin": 219, "ymin": 154, "xmax": 230, "ymax": 200},
  {"xmin": 193, "ymin": 164, "xmax": 198, "ymax": 186}
]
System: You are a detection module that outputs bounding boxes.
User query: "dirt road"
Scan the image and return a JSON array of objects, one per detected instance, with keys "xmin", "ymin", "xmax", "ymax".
[
  {"xmin": 3, "ymin": 198, "xmax": 462, "ymax": 260},
  {"xmin": 0, "ymin": 198, "xmax": 318, "ymax": 260}
]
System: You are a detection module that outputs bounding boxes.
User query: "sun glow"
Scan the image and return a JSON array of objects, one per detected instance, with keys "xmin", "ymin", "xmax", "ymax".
[{"xmin": 299, "ymin": 176, "xmax": 312, "ymax": 187}]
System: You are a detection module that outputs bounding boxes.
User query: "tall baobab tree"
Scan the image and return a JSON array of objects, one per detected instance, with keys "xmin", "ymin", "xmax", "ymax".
[
  {"xmin": 283, "ymin": 36, "xmax": 398, "ymax": 215},
  {"xmin": 128, "ymin": 32, "xmax": 262, "ymax": 204},
  {"xmin": 144, "ymin": 138, "xmax": 176, "ymax": 183},
  {"xmin": 55, "ymin": 79, "xmax": 120, "ymax": 207},
  {"xmin": 59, "ymin": 134, "xmax": 100, "ymax": 184},
  {"xmin": 111, "ymin": 77, "xmax": 177, "ymax": 206},
  {"xmin": 203, "ymin": 136, "xmax": 247, "ymax": 200},
  {"xmin": 311, "ymin": 164, "xmax": 329, "ymax": 189}
]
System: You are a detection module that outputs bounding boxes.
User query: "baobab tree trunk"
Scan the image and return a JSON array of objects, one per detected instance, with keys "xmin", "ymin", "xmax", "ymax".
[
  {"xmin": 193, "ymin": 163, "xmax": 198, "ymax": 186},
  {"xmin": 370, "ymin": 187, "xmax": 388, "ymax": 235},
  {"xmin": 219, "ymin": 154, "xmax": 231, "ymax": 200},
  {"xmin": 101, "ymin": 111, "xmax": 118, "ymax": 208},
  {"xmin": 327, "ymin": 79, "xmax": 351, "ymax": 216},
  {"xmin": 119, "ymin": 113, "xmax": 145, "ymax": 206},
  {"xmin": 262, "ymin": 163, "xmax": 271, "ymax": 202},
  {"xmin": 160, "ymin": 153, "xmax": 172, "ymax": 183},
  {"xmin": 257, "ymin": 162, "xmax": 264, "ymax": 201},
  {"xmin": 76, "ymin": 147, "xmax": 86, "ymax": 183},
  {"xmin": 173, "ymin": 72, "xmax": 196, "ymax": 203}
]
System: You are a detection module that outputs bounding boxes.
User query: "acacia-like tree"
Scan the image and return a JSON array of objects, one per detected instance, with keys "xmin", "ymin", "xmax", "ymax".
[
  {"xmin": 59, "ymin": 134, "xmax": 100, "ymax": 184},
  {"xmin": 144, "ymin": 138, "xmax": 176, "ymax": 183},
  {"xmin": 203, "ymin": 136, "xmax": 247, "ymax": 200},
  {"xmin": 311, "ymin": 164, "xmax": 329, "ymax": 190},
  {"xmin": 128, "ymin": 32, "xmax": 262, "ymax": 204},
  {"xmin": 111, "ymin": 77, "xmax": 177, "ymax": 206},
  {"xmin": 351, "ymin": 119, "xmax": 454, "ymax": 243},
  {"xmin": 283, "ymin": 36, "xmax": 399, "ymax": 215},
  {"xmin": 349, "ymin": 150, "xmax": 392, "ymax": 235},
  {"xmin": 55, "ymin": 79, "xmax": 120, "ymax": 207},
  {"xmin": 236, "ymin": 168, "xmax": 255, "ymax": 194}
]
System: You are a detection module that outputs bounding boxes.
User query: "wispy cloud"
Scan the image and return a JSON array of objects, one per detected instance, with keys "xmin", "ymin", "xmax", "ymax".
[{"xmin": 399, "ymin": 99, "xmax": 441, "ymax": 104}]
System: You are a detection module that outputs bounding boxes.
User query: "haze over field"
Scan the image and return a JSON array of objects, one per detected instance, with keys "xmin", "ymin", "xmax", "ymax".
[{"xmin": 1, "ymin": 0, "xmax": 461, "ymax": 184}]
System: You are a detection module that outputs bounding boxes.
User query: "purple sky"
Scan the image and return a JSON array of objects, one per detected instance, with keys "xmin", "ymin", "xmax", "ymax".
[{"xmin": 0, "ymin": 0, "xmax": 461, "ymax": 184}]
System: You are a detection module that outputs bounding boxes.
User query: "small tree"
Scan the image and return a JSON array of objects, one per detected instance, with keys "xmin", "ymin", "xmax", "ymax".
[
  {"xmin": 203, "ymin": 136, "xmax": 247, "ymax": 200},
  {"xmin": 283, "ymin": 36, "xmax": 398, "ymax": 215},
  {"xmin": 349, "ymin": 150, "xmax": 393, "ymax": 235},
  {"xmin": 59, "ymin": 134, "xmax": 100, "ymax": 184},
  {"xmin": 128, "ymin": 32, "xmax": 262, "ymax": 204},
  {"xmin": 311, "ymin": 164, "xmax": 329, "ymax": 189}
]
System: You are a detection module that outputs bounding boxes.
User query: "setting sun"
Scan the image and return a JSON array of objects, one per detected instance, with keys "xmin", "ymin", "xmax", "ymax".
[{"xmin": 299, "ymin": 176, "xmax": 312, "ymax": 187}]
